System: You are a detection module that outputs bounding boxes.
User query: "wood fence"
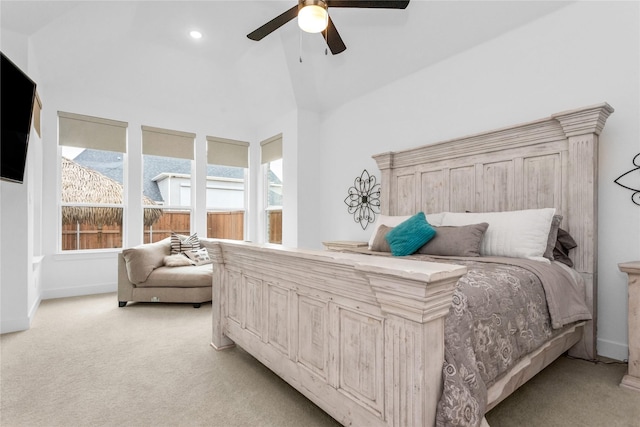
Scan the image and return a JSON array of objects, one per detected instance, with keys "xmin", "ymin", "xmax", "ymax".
[
  {"xmin": 61, "ymin": 223, "xmax": 123, "ymax": 250},
  {"xmin": 268, "ymin": 210, "xmax": 282, "ymax": 244},
  {"xmin": 61, "ymin": 210, "xmax": 282, "ymax": 250},
  {"xmin": 144, "ymin": 211, "xmax": 192, "ymax": 244}
]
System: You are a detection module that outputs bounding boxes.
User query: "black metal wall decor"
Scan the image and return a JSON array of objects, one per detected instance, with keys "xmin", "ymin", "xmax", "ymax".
[
  {"xmin": 344, "ymin": 169, "xmax": 381, "ymax": 230},
  {"xmin": 614, "ymin": 153, "xmax": 640, "ymax": 206}
]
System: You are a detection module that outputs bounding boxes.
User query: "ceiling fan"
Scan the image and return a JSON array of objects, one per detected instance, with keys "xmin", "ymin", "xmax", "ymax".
[{"xmin": 247, "ymin": 0, "xmax": 410, "ymax": 55}]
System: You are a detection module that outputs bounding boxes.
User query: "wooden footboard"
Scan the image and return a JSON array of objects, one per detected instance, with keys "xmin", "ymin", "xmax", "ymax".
[{"xmin": 210, "ymin": 240, "xmax": 466, "ymax": 426}]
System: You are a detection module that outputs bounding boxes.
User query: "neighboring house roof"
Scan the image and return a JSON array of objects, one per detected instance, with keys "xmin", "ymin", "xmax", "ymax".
[
  {"xmin": 70, "ymin": 149, "xmax": 124, "ymax": 184},
  {"xmin": 72, "ymin": 149, "xmax": 280, "ymax": 204},
  {"xmin": 141, "ymin": 155, "xmax": 191, "ymax": 202}
]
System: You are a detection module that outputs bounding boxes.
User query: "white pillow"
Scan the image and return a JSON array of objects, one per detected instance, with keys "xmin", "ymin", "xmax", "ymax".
[
  {"xmin": 425, "ymin": 212, "xmax": 445, "ymax": 227},
  {"xmin": 163, "ymin": 254, "xmax": 194, "ymax": 267},
  {"xmin": 184, "ymin": 248, "xmax": 212, "ymax": 266},
  {"xmin": 367, "ymin": 212, "xmax": 445, "ymax": 249},
  {"xmin": 440, "ymin": 208, "xmax": 556, "ymax": 262}
]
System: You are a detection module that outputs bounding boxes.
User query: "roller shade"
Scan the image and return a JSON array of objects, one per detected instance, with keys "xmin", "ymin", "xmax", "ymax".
[
  {"xmin": 207, "ymin": 136, "xmax": 249, "ymax": 168},
  {"xmin": 142, "ymin": 125, "xmax": 195, "ymax": 160},
  {"xmin": 261, "ymin": 134, "xmax": 282, "ymax": 164},
  {"xmin": 33, "ymin": 92, "xmax": 42, "ymax": 137},
  {"xmin": 58, "ymin": 111, "xmax": 127, "ymax": 153}
]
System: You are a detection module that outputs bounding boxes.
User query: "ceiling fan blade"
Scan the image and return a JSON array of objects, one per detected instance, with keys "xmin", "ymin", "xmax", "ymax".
[
  {"xmin": 327, "ymin": 0, "xmax": 409, "ymax": 9},
  {"xmin": 322, "ymin": 16, "xmax": 347, "ymax": 55},
  {"xmin": 247, "ymin": 5, "xmax": 298, "ymax": 41}
]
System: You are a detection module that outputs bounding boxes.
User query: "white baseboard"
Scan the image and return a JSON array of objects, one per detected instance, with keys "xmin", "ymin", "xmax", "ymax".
[
  {"xmin": 0, "ymin": 296, "xmax": 41, "ymax": 334},
  {"xmin": 0, "ymin": 316, "xmax": 31, "ymax": 334},
  {"xmin": 597, "ymin": 338, "xmax": 629, "ymax": 362},
  {"xmin": 28, "ymin": 294, "xmax": 42, "ymax": 322},
  {"xmin": 41, "ymin": 282, "xmax": 116, "ymax": 300}
]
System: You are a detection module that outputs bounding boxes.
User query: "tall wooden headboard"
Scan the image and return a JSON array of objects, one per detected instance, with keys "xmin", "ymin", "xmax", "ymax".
[{"xmin": 372, "ymin": 103, "xmax": 614, "ymax": 359}]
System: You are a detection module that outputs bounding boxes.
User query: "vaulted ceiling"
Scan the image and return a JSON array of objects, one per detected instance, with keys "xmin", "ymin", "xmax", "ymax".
[{"xmin": 1, "ymin": 1, "xmax": 572, "ymax": 129}]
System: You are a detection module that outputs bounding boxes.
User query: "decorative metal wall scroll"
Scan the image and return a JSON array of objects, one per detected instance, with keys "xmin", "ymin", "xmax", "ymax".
[
  {"xmin": 614, "ymin": 153, "xmax": 640, "ymax": 206},
  {"xmin": 344, "ymin": 169, "xmax": 381, "ymax": 229}
]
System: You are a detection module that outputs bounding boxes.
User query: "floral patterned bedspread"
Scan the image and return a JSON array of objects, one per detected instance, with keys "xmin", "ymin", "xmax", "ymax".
[{"xmin": 397, "ymin": 255, "xmax": 593, "ymax": 427}]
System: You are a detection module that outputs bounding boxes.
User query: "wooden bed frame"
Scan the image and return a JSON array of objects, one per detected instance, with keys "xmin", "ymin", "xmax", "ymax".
[{"xmin": 210, "ymin": 103, "xmax": 614, "ymax": 426}]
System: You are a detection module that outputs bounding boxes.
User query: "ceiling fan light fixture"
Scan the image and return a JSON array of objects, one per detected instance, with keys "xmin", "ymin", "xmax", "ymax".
[{"xmin": 298, "ymin": 0, "xmax": 328, "ymax": 34}]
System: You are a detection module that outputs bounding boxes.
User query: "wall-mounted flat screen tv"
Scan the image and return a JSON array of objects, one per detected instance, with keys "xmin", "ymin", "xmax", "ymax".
[{"xmin": 1, "ymin": 52, "xmax": 37, "ymax": 184}]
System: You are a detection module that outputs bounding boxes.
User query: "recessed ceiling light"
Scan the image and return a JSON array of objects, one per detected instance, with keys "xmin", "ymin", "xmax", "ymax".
[{"xmin": 189, "ymin": 30, "xmax": 202, "ymax": 39}]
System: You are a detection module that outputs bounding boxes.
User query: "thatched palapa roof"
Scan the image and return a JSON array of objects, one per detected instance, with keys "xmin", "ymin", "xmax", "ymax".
[{"xmin": 61, "ymin": 157, "xmax": 162, "ymax": 226}]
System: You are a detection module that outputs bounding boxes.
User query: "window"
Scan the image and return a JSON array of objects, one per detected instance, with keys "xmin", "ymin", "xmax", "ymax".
[
  {"xmin": 206, "ymin": 137, "xmax": 249, "ymax": 240},
  {"xmin": 261, "ymin": 135, "xmax": 283, "ymax": 244},
  {"xmin": 142, "ymin": 126, "xmax": 195, "ymax": 243},
  {"xmin": 58, "ymin": 111, "xmax": 127, "ymax": 251}
]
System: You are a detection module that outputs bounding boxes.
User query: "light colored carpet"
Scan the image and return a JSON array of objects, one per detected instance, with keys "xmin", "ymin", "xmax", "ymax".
[
  {"xmin": 1, "ymin": 293, "xmax": 638, "ymax": 426},
  {"xmin": 485, "ymin": 355, "xmax": 640, "ymax": 426}
]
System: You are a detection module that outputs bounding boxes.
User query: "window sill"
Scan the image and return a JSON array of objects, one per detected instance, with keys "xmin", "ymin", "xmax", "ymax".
[
  {"xmin": 32, "ymin": 255, "xmax": 44, "ymax": 271},
  {"xmin": 53, "ymin": 249, "xmax": 121, "ymax": 261}
]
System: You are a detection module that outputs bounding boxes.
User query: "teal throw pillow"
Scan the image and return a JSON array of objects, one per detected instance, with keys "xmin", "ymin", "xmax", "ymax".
[{"xmin": 385, "ymin": 212, "xmax": 436, "ymax": 256}]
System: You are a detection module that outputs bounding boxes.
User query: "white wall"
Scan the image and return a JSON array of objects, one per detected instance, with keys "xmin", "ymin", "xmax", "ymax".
[
  {"xmin": 0, "ymin": 174, "xmax": 32, "ymax": 332},
  {"xmin": 253, "ymin": 108, "xmax": 323, "ymax": 249},
  {"xmin": 253, "ymin": 109, "xmax": 298, "ymax": 246},
  {"xmin": 0, "ymin": 31, "xmax": 43, "ymax": 333},
  {"xmin": 296, "ymin": 109, "xmax": 323, "ymax": 249},
  {"xmin": 315, "ymin": 1, "xmax": 640, "ymax": 360}
]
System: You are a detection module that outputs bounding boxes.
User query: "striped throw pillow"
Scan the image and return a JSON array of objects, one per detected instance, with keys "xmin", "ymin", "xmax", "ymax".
[{"xmin": 170, "ymin": 232, "xmax": 201, "ymax": 254}]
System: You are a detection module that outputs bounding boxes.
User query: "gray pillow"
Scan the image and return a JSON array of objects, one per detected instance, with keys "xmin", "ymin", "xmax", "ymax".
[
  {"xmin": 553, "ymin": 228, "xmax": 577, "ymax": 267},
  {"xmin": 417, "ymin": 223, "xmax": 489, "ymax": 257},
  {"xmin": 370, "ymin": 224, "xmax": 392, "ymax": 252},
  {"xmin": 372, "ymin": 223, "xmax": 490, "ymax": 257},
  {"xmin": 543, "ymin": 214, "xmax": 563, "ymax": 260}
]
